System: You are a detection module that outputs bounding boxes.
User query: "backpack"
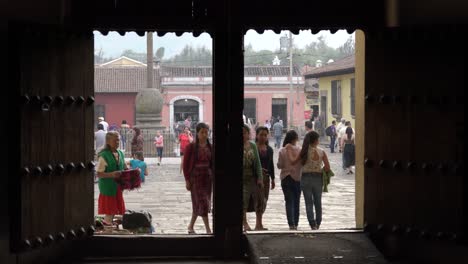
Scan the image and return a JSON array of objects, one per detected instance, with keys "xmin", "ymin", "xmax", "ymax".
[
  {"xmin": 325, "ymin": 125, "xmax": 334, "ymax": 137},
  {"xmin": 122, "ymin": 210, "xmax": 152, "ymax": 230}
]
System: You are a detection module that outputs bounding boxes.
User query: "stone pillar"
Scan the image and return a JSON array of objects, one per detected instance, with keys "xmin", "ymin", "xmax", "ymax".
[{"xmin": 135, "ymin": 88, "xmax": 165, "ymax": 131}]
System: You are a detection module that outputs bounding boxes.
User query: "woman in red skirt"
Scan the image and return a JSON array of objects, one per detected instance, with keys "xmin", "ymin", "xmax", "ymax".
[
  {"xmin": 183, "ymin": 123, "xmax": 213, "ymax": 234},
  {"xmin": 97, "ymin": 131, "xmax": 128, "ymax": 225}
]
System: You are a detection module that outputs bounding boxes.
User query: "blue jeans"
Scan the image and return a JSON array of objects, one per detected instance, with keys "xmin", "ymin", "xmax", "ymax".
[
  {"xmin": 121, "ymin": 135, "xmax": 126, "ymax": 150},
  {"xmin": 275, "ymin": 136, "xmax": 282, "ymax": 148},
  {"xmin": 330, "ymin": 136, "xmax": 336, "ymax": 153},
  {"xmin": 281, "ymin": 176, "xmax": 301, "ymax": 227},
  {"xmin": 156, "ymin": 147, "xmax": 163, "ymax": 158},
  {"xmin": 301, "ymin": 172, "xmax": 323, "ymax": 227}
]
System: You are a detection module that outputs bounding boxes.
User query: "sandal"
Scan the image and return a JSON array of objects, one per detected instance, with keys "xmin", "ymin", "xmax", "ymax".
[
  {"xmin": 254, "ymin": 227, "xmax": 268, "ymax": 231},
  {"xmin": 188, "ymin": 229, "xmax": 196, "ymax": 234},
  {"xmin": 102, "ymin": 220, "xmax": 113, "ymax": 226}
]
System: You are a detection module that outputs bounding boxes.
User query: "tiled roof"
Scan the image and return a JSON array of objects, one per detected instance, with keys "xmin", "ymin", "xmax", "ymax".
[
  {"xmin": 95, "ymin": 68, "xmax": 161, "ymax": 93},
  {"xmin": 245, "ymin": 66, "xmax": 301, "ymax": 76},
  {"xmin": 95, "ymin": 65, "xmax": 301, "ymax": 93},
  {"xmin": 161, "ymin": 66, "xmax": 212, "ymax": 77},
  {"xmin": 304, "ymin": 55, "xmax": 355, "ymax": 78},
  {"xmin": 160, "ymin": 65, "xmax": 301, "ymax": 77}
]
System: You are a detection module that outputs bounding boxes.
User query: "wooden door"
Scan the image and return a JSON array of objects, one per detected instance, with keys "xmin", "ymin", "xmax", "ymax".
[
  {"xmin": 363, "ymin": 26, "xmax": 465, "ymax": 250},
  {"xmin": 10, "ymin": 23, "xmax": 95, "ymax": 263}
]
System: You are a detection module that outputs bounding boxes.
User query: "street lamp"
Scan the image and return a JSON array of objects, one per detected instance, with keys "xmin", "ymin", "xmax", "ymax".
[{"xmin": 280, "ymin": 32, "xmax": 294, "ymax": 128}]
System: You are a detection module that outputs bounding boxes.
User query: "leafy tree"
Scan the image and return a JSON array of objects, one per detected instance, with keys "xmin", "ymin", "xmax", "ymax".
[
  {"xmin": 163, "ymin": 45, "xmax": 212, "ymax": 66},
  {"xmin": 337, "ymin": 36, "xmax": 355, "ymax": 57}
]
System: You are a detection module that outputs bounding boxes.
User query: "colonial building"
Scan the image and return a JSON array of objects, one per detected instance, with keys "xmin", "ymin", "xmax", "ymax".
[
  {"xmin": 94, "ymin": 58, "xmax": 306, "ymax": 132},
  {"xmin": 303, "ymin": 55, "xmax": 355, "ymax": 128},
  {"xmin": 94, "ymin": 57, "xmax": 159, "ymax": 128}
]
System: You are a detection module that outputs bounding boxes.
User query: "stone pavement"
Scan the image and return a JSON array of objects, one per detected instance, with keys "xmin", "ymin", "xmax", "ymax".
[{"xmin": 94, "ymin": 141, "xmax": 355, "ymax": 234}]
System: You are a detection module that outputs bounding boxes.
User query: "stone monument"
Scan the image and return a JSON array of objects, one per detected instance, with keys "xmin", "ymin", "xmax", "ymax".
[
  {"xmin": 135, "ymin": 31, "xmax": 166, "ymax": 132},
  {"xmin": 135, "ymin": 88, "xmax": 165, "ymax": 131}
]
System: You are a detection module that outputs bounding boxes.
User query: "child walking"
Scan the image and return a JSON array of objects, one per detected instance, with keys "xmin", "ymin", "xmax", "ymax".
[
  {"xmin": 129, "ymin": 151, "xmax": 148, "ymax": 183},
  {"xmin": 154, "ymin": 131, "xmax": 164, "ymax": 166},
  {"xmin": 183, "ymin": 123, "xmax": 213, "ymax": 234}
]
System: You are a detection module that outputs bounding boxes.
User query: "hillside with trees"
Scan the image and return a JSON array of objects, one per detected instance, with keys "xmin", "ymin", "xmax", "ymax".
[{"xmin": 95, "ymin": 35, "xmax": 355, "ymax": 68}]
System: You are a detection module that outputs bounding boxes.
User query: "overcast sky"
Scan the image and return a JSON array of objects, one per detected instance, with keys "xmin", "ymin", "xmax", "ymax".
[{"xmin": 94, "ymin": 30, "xmax": 354, "ymax": 58}]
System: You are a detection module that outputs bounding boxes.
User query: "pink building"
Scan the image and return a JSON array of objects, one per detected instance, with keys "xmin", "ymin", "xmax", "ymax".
[{"xmin": 95, "ymin": 58, "xmax": 306, "ymax": 133}]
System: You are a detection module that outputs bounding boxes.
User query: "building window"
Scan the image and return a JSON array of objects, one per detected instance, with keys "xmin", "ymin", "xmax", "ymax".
[
  {"xmin": 331, "ymin": 80, "xmax": 342, "ymax": 117},
  {"xmin": 244, "ymin": 98, "xmax": 257, "ymax": 124},
  {"xmin": 350, "ymin": 78, "xmax": 355, "ymax": 116}
]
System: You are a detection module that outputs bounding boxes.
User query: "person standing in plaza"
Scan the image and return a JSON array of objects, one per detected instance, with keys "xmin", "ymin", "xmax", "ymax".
[
  {"xmin": 326, "ymin": 121, "xmax": 337, "ymax": 153},
  {"xmin": 341, "ymin": 127, "xmax": 356, "ymax": 174},
  {"xmin": 96, "ymin": 131, "xmax": 127, "ymax": 226},
  {"xmin": 288, "ymin": 131, "xmax": 331, "ymax": 230},
  {"xmin": 277, "ymin": 130, "xmax": 302, "ymax": 230},
  {"xmin": 184, "ymin": 116, "xmax": 192, "ymax": 130},
  {"xmin": 339, "ymin": 121, "xmax": 355, "ymax": 170},
  {"xmin": 242, "ymin": 124, "xmax": 264, "ymax": 232},
  {"xmin": 154, "ymin": 130, "xmax": 164, "ymax": 166},
  {"xmin": 305, "ymin": 121, "xmax": 313, "ymax": 133},
  {"xmin": 130, "ymin": 127, "xmax": 144, "ymax": 157},
  {"xmin": 179, "ymin": 126, "xmax": 194, "ymax": 173},
  {"xmin": 95, "ymin": 124, "xmax": 107, "ymax": 153},
  {"xmin": 183, "ymin": 123, "xmax": 213, "ymax": 234},
  {"xmin": 264, "ymin": 119, "xmax": 271, "ymax": 131},
  {"xmin": 336, "ymin": 118, "xmax": 346, "ymax": 152},
  {"xmin": 98, "ymin": 117, "xmax": 109, "ymax": 132},
  {"xmin": 252, "ymin": 126, "xmax": 275, "ymax": 231},
  {"xmin": 119, "ymin": 120, "xmax": 131, "ymax": 151},
  {"xmin": 272, "ymin": 119, "xmax": 283, "ymax": 149}
]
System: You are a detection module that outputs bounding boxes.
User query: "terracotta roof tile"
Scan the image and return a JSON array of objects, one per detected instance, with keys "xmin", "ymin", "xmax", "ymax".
[
  {"xmin": 160, "ymin": 65, "xmax": 301, "ymax": 77},
  {"xmin": 94, "ymin": 68, "xmax": 161, "ymax": 93},
  {"xmin": 95, "ymin": 65, "xmax": 301, "ymax": 93}
]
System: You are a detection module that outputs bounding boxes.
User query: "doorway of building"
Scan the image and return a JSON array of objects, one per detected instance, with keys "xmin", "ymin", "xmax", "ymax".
[
  {"xmin": 271, "ymin": 98, "xmax": 287, "ymax": 128},
  {"xmin": 244, "ymin": 98, "xmax": 257, "ymax": 124},
  {"xmin": 320, "ymin": 95, "xmax": 328, "ymax": 128},
  {"xmin": 174, "ymin": 98, "xmax": 199, "ymax": 130}
]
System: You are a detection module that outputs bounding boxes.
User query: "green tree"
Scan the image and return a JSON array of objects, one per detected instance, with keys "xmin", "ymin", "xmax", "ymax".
[
  {"xmin": 337, "ymin": 36, "xmax": 355, "ymax": 57},
  {"xmin": 163, "ymin": 45, "xmax": 212, "ymax": 66}
]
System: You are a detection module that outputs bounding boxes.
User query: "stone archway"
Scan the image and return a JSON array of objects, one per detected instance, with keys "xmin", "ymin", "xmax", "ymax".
[{"xmin": 169, "ymin": 95, "xmax": 204, "ymax": 134}]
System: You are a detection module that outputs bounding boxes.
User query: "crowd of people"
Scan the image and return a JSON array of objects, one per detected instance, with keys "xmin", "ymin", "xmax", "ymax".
[{"xmin": 93, "ymin": 114, "xmax": 355, "ymax": 233}]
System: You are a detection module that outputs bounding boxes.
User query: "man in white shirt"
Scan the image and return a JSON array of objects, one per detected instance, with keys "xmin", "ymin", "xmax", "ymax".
[
  {"xmin": 336, "ymin": 118, "xmax": 346, "ymax": 152},
  {"xmin": 98, "ymin": 117, "xmax": 109, "ymax": 132},
  {"xmin": 338, "ymin": 121, "xmax": 355, "ymax": 151}
]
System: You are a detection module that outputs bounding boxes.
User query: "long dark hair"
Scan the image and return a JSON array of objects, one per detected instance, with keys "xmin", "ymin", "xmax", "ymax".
[
  {"xmin": 283, "ymin": 130, "xmax": 299, "ymax": 147},
  {"xmin": 346, "ymin": 126, "xmax": 354, "ymax": 140},
  {"xmin": 299, "ymin": 131, "xmax": 320, "ymax": 165},
  {"xmin": 255, "ymin": 126, "xmax": 269, "ymax": 144},
  {"xmin": 193, "ymin": 122, "xmax": 211, "ymax": 164},
  {"xmin": 131, "ymin": 127, "xmax": 141, "ymax": 145}
]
